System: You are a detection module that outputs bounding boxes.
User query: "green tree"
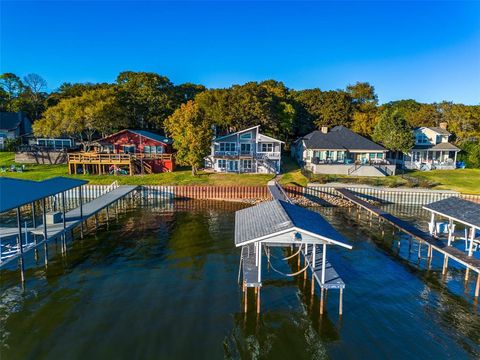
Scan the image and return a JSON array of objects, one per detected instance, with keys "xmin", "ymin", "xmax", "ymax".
[
  {"xmin": 21, "ymin": 73, "xmax": 48, "ymax": 120},
  {"xmin": 34, "ymin": 88, "xmax": 126, "ymax": 147},
  {"xmin": 164, "ymin": 101, "xmax": 213, "ymax": 175},
  {"xmin": 347, "ymin": 82, "xmax": 379, "ymax": 137},
  {"xmin": 373, "ymin": 109, "xmax": 414, "ymax": 161},
  {"xmin": 294, "ymin": 89, "xmax": 353, "ymax": 129},
  {"xmin": 0, "ymin": 73, "xmax": 24, "ymax": 112},
  {"xmin": 116, "ymin": 71, "xmax": 177, "ymax": 130}
]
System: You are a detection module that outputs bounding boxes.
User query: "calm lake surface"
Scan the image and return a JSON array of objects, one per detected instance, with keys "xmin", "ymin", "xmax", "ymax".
[{"xmin": 1, "ymin": 199, "xmax": 479, "ymax": 359}]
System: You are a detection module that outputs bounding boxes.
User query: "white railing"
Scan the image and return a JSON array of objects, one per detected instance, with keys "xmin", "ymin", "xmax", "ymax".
[
  {"xmin": 214, "ymin": 151, "xmax": 239, "ymax": 157},
  {"xmin": 256, "ymin": 152, "xmax": 281, "ymax": 160}
]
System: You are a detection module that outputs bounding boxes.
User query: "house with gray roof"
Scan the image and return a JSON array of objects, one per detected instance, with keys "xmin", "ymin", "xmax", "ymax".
[
  {"xmin": 0, "ymin": 112, "xmax": 32, "ymax": 149},
  {"xmin": 292, "ymin": 126, "xmax": 395, "ymax": 176},
  {"xmin": 398, "ymin": 123, "xmax": 460, "ymax": 170}
]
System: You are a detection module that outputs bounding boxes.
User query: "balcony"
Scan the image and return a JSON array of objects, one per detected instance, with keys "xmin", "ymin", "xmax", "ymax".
[{"xmin": 255, "ymin": 152, "xmax": 281, "ymax": 160}]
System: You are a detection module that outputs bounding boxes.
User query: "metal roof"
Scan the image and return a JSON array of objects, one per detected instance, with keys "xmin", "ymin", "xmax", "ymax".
[
  {"xmin": 423, "ymin": 197, "xmax": 480, "ymax": 229},
  {"xmin": 0, "ymin": 177, "xmax": 87, "ymax": 213},
  {"xmin": 301, "ymin": 126, "xmax": 386, "ymax": 151},
  {"xmin": 235, "ymin": 199, "xmax": 352, "ymax": 248}
]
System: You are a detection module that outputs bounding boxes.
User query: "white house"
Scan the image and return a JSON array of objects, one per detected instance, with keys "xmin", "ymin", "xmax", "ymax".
[
  {"xmin": 400, "ymin": 123, "xmax": 460, "ymax": 170},
  {"xmin": 205, "ymin": 126, "xmax": 283, "ymax": 174}
]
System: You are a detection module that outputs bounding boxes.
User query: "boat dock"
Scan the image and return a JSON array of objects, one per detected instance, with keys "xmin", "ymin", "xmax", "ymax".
[
  {"xmin": 335, "ymin": 187, "xmax": 480, "ymax": 297},
  {"xmin": 235, "ymin": 181, "xmax": 350, "ymax": 315},
  {"xmin": 0, "ymin": 178, "xmax": 138, "ymax": 281}
]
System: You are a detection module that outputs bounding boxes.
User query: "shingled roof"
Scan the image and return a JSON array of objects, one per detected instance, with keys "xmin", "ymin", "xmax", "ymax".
[{"xmin": 301, "ymin": 126, "xmax": 386, "ymax": 151}]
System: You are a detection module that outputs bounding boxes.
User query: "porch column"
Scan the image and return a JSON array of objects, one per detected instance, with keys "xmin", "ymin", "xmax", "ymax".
[
  {"xmin": 429, "ymin": 213, "xmax": 435, "ymax": 235},
  {"xmin": 454, "ymin": 151, "xmax": 457, "ymax": 164},
  {"xmin": 257, "ymin": 242, "xmax": 262, "ymax": 283}
]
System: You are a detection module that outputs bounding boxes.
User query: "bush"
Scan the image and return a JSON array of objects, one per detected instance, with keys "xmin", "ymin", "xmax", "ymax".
[{"xmin": 467, "ymin": 143, "xmax": 480, "ymax": 168}]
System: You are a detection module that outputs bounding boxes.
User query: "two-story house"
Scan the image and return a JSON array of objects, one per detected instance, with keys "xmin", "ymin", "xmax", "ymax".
[
  {"xmin": 401, "ymin": 123, "xmax": 460, "ymax": 170},
  {"xmin": 205, "ymin": 126, "xmax": 283, "ymax": 174}
]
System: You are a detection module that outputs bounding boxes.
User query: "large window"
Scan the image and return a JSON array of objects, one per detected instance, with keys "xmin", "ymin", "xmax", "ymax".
[
  {"xmin": 416, "ymin": 133, "xmax": 429, "ymax": 144},
  {"xmin": 217, "ymin": 159, "xmax": 227, "ymax": 169},
  {"xmin": 240, "ymin": 143, "xmax": 251, "ymax": 153},
  {"xmin": 219, "ymin": 142, "xmax": 236, "ymax": 152},
  {"xmin": 260, "ymin": 143, "xmax": 273, "ymax": 152}
]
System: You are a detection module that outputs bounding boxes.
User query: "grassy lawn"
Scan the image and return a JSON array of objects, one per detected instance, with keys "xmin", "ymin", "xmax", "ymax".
[
  {"xmin": 1, "ymin": 152, "xmax": 478, "ymax": 193},
  {"xmin": 0, "ymin": 152, "xmax": 274, "ymax": 186},
  {"xmin": 407, "ymin": 169, "xmax": 480, "ymax": 194}
]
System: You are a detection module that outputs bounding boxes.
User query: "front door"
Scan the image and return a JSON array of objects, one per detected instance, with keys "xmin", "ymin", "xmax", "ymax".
[{"xmin": 228, "ymin": 160, "xmax": 238, "ymax": 172}]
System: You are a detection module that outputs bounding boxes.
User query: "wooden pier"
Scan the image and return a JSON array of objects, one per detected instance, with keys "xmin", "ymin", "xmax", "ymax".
[
  {"xmin": 335, "ymin": 187, "xmax": 480, "ymax": 297},
  {"xmin": 0, "ymin": 184, "xmax": 138, "ymax": 272}
]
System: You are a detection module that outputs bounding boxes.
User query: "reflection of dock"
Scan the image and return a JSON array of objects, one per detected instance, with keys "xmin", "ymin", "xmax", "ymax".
[
  {"xmin": 0, "ymin": 178, "xmax": 137, "ymax": 282},
  {"xmin": 335, "ymin": 187, "xmax": 480, "ymax": 298}
]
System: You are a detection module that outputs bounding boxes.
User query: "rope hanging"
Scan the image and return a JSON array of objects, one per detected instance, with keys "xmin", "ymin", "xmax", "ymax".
[
  {"xmin": 282, "ymin": 246, "xmax": 302, "ymax": 261},
  {"xmin": 265, "ymin": 246, "xmax": 309, "ymax": 277}
]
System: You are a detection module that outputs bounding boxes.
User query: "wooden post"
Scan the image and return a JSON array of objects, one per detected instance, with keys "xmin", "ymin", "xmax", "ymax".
[
  {"xmin": 442, "ymin": 255, "xmax": 449, "ymax": 275},
  {"xmin": 42, "ymin": 198, "xmax": 48, "ymax": 266},
  {"xmin": 256, "ymin": 287, "xmax": 261, "ymax": 314},
  {"xmin": 244, "ymin": 285, "xmax": 248, "ymax": 313},
  {"xmin": 339, "ymin": 288, "xmax": 343, "ymax": 316},
  {"xmin": 320, "ymin": 287, "xmax": 325, "ymax": 315},
  {"xmin": 16, "ymin": 207, "xmax": 25, "ymax": 283},
  {"xmin": 465, "ymin": 268, "xmax": 470, "ymax": 281},
  {"xmin": 475, "ymin": 273, "xmax": 480, "ymax": 298},
  {"xmin": 468, "ymin": 227, "xmax": 475, "ymax": 257}
]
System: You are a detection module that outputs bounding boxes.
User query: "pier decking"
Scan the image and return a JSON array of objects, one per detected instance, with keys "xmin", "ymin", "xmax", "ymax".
[
  {"xmin": 0, "ymin": 184, "xmax": 138, "ymax": 269},
  {"xmin": 335, "ymin": 187, "xmax": 480, "ymax": 296}
]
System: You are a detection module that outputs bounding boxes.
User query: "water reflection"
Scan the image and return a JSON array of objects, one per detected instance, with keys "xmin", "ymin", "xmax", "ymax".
[{"xmin": 0, "ymin": 200, "xmax": 479, "ymax": 359}]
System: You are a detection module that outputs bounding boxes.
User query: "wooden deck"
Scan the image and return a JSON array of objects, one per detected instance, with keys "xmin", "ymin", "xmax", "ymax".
[
  {"xmin": 335, "ymin": 188, "xmax": 480, "ymax": 274},
  {"xmin": 241, "ymin": 243, "xmax": 261, "ymax": 287},
  {"xmin": 303, "ymin": 245, "xmax": 345, "ymax": 290},
  {"xmin": 0, "ymin": 185, "xmax": 138, "ymax": 267}
]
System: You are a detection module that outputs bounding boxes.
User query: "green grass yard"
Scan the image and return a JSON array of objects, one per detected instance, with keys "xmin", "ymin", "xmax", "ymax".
[
  {"xmin": 1, "ymin": 152, "xmax": 478, "ymax": 193},
  {"xmin": 0, "ymin": 152, "xmax": 275, "ymax": 186}
]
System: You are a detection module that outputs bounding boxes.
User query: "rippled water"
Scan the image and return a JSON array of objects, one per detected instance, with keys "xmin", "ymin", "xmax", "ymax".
[{"xmin": 1, "ymin": 200, "xmax": 479, "ymax": 359}]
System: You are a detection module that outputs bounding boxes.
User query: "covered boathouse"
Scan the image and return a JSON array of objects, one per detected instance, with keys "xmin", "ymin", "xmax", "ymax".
[{"xmin": 235, "ymin": 198, "xmax": 352, "ymax": 315}]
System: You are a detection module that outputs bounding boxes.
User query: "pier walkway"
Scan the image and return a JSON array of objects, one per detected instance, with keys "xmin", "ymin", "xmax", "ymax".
[
  {"xmin": 0, "ymin": 185, "xmax": 138, "ymax": 268},
  {"xmin": 335, "ymin": 187, "xmax": 480, "ymax": 296}
]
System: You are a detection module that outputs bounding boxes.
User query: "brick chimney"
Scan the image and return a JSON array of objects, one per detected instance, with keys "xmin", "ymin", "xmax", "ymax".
[
  {"xmin": 321, "ymin": 126, "xmax": 329, "ymax": 134},
  {"xmin": 439, "ymin": 122, "xmax": 448, "ymax": 130}
]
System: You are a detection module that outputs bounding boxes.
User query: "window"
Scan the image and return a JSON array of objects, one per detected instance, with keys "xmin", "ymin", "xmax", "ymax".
[
  {"xmin": 416, "ymin": 133, "xmax": 429, "ymax": 144},
  {"xmin": 219, "ymin": 142, "xmax": 236, "ymax": 152},
  {"xmin": 242, "ymin": 159, "xmax": 252, "ymax": 169},
  {"xmin": 123, "ymin": 145, "xmax": 135, "ymax": 154},
  {"xmin": 156, "ymin": 146, "xmax": 164, "ymax": 153},
  {"xmin": 218, "ymin": 159, "xmax": 227, "ymax": 169},
  {"xmin": 240, "ymin": 143, "xmax": 251, "ymax": 153},
  {"xmin": 260, "ymin": 143, "xmax": 273, "ymax": 152},
  {"xmin": 144, "ymin": 146, "xmax": 151, "ymax": 153},
  {"xmin": 239, "ymin": 132, "xmax": 252, "ymax": 140}
]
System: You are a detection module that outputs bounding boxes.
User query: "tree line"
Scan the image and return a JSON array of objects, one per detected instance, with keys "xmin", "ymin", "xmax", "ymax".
[{"xmin": 1, "ymin": 71, "xmax": 479, "ymax": 170}]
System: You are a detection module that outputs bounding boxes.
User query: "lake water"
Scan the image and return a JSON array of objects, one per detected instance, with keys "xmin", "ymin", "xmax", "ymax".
[{"xmin": 1, "ymin": 200, "xmax": 479, "ymax": 359}]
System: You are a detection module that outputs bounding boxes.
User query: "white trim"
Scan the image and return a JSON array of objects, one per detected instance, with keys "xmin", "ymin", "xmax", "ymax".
[
  {"xmin": 214, "ymin": 126, "xmax": 260, "ymax": 141},
  {"xmin": 235, "ymin": 226, "xmax": 353, "ymax": 250},
  {"xmin": 422, "ymin": 208, "xmax": 480, "ymax": 231}
]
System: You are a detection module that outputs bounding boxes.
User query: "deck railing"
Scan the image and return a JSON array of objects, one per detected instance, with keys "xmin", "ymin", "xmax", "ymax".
[{"xmin": 68, "ymin": 152, "xmax": 173, "ymax": 162}]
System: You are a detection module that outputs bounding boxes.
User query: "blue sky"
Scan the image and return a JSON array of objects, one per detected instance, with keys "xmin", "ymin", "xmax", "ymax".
[{"xmin": 1, "ymin": 1, "xmax": 479, "ymax": 104}]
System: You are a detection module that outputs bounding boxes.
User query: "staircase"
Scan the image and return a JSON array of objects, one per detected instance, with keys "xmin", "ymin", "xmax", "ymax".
[
  {"xmin": 257, "ymin": 155, "xmax": 278, "ymax": 174},
  {"xmin": 132, "ymin": 158, "xmax": 153, "ymax": 174}
]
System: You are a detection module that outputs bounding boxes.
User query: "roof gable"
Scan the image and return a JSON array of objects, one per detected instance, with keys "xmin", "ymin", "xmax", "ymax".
[{"xmin": 101, "ymin": 129, "xmax": 172, "ymax": 145}]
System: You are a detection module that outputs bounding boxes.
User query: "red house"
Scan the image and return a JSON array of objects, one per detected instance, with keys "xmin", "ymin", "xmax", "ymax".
[{"xmin": 96, "ymin": 129, "xmax": 175, "ymax": 173}]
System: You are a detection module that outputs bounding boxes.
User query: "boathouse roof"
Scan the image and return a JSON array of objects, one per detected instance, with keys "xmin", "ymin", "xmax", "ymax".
[
  {"xmin": 0, "ymin": 177, "xmax": 87, "ymax": 213},
  {"xmin": 235, "ymin": 199, "xmax": 352, "ymax": 248},
  {"xmin": 423, "ymin": 197, "xmax": 480, "ymax": 229}
]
